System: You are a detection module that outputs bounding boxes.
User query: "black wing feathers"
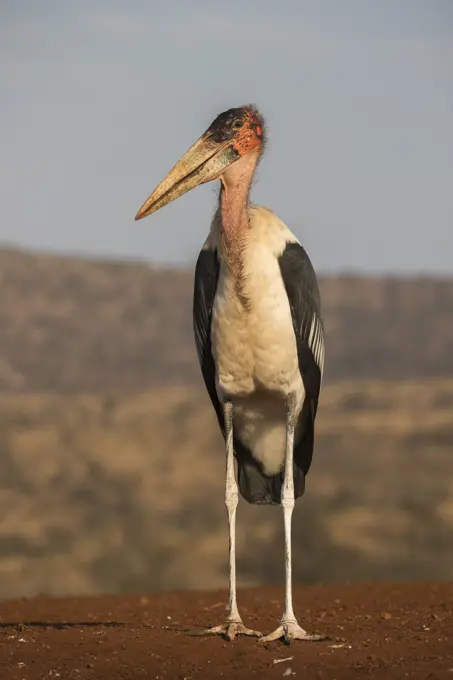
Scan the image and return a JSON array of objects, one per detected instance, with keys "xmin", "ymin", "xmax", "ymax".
[
  {"xmin": 192, "ymin": 248, "xmax": 224, "ymax": 434},
  {"xmin": 279, "ymin": 242, "xmax": 323, "ymax": 417},
  {"xmin": 278, "ymin": 242, "xmax": 324, "ymax": 486}
]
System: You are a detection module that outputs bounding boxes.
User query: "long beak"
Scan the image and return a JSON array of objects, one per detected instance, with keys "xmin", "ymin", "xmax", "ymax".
[{"xmin": 135, "ymin": 131, "xmax": 238, "ymax": 221}]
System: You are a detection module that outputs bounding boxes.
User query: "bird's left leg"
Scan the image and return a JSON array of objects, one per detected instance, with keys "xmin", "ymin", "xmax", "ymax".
[
  {"xmin": 260, "ymin": 394, "xmax": 326, "ymax": 644},
  {"xmin": 200, "ymin": 401, "xmax": 262, "ymax": 641}
]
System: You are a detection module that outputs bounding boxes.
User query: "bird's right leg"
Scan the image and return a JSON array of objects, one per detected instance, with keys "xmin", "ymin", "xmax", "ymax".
[
  {"xmin": 260, "ymin": 394, "xmax": 327, "ymax": 644},
  {"xmin": 200, "ymin": 401, "xmax": 262, "ymax": 641}
]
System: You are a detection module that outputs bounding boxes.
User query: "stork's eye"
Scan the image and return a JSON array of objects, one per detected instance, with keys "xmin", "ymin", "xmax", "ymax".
[{"xmin": 232, "ymin": 119, "xmax": 243, "ymax": 129}]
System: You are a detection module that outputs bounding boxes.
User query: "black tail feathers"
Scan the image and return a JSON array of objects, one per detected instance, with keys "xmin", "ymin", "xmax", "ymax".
[{"xmin": 237, "ymin": 458, "xmax": 306, "ymax": 505}]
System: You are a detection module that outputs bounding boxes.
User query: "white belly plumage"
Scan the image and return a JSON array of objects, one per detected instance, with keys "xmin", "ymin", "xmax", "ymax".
[{"xmin": 210, "ymin": 228, "xmax": 305, "ymax": 476}]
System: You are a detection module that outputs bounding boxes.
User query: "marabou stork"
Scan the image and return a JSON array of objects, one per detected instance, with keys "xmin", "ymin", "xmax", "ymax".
[{"xmin": 135, "ymin": 106, "xmax": 326, "ymax": 644}]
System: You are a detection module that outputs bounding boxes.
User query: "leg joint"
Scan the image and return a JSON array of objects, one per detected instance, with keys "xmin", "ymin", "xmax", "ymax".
[
  {"xmin": 281, "ymin": 497, "xmax": 295, "ymax": 510},
  {"xmin": 281, "ymin": 483, "xmax": 295, "ymax": 508},
  {"xmin": 225, "ymin": 487, "xmax": 238, "ymax": 507}
]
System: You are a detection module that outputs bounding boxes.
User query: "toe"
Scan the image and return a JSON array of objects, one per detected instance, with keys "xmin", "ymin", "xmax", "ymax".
[
  {"xmin": 232, "ymin": 623, "xmax": 262, "ymax": 639},
  {"xmin": 193, "ymin": 620, "xmax": 262, "ymax": 640},
  {"xmin": 259, "ymin": 626, "xmax": 284, "ymax": 643},
  {"xmin": 260, "ymin": 622, "xmax": 328, "ymax": 644},
  {"xmin": 226, "ymin": 626, "xmax": 236, "ymax": 642}
]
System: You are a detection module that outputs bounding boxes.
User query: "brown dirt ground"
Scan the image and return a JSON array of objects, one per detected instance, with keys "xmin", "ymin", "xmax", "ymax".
[{"xmin": 0, "ymin": 583, "xmax": 452, "ymax": 680}]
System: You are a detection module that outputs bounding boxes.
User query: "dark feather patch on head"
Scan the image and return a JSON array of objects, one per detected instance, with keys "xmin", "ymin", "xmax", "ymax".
[{"xmin": 208, "ymin": 105, "xmax": 267, "ymax": 149}]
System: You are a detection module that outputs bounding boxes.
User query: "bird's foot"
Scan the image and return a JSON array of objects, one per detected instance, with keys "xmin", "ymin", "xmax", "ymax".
[
  {"xmin": 200, "ymin": 618, "xmax": 262, "ymax": 641},
  {"xmin": 260, "ymin": 617, "xmax": 327, "ymax": 644}
]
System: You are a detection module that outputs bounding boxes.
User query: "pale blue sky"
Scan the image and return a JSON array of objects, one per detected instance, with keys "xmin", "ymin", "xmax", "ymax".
[{"xmin": 1, "ymin": 1, "xmax": 452, "ymax": 273}]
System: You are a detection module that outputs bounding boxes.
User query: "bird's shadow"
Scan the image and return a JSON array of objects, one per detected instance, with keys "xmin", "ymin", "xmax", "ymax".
[{"xmin": 0, "ymin": 621, "xmax": 125, "ymax": 630}]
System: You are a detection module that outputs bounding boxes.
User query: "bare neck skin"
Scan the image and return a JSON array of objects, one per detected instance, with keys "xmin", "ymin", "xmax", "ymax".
[{"xmin": 219, "ymin": 149, "xmax": 260, "ymax": 283}]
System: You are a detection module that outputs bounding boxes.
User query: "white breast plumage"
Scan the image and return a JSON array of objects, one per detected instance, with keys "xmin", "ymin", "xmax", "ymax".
[{"xmin": 209, "ymin": 206, "xmax": 306, "ymax": 475}]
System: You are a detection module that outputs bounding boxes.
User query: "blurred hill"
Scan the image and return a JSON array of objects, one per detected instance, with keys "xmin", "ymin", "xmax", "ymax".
[
  {"xmin": 0, "ymin": 246, "xmax": 453, "ymax": 393},
  {"xmin": 0, "ymin": 379, "xmax": 452, "ymax": 598},
  {"xmin": 0, "ymin": 246, "xmax": 452, "ymax": 599}
]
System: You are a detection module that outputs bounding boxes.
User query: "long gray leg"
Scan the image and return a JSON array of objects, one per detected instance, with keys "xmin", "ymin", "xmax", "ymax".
[
  {"xmin": 201, "ymin": 401, "xmax": 261, "ymax": 641},
  {"xmin": 260, "ymin": 394, "xmax": 326, "ymax": 644}
]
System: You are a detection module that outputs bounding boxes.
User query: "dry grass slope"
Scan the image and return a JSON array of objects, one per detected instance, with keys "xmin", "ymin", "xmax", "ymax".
[{"xmin": 0, "ymin": 378, "xmax": 452, "ymax": 599}]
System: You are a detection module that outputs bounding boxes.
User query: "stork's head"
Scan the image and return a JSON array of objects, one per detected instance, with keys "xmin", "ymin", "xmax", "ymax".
[{"xmin": 135, "ymin": 105, "xmax": 265, "ymax": 220}]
